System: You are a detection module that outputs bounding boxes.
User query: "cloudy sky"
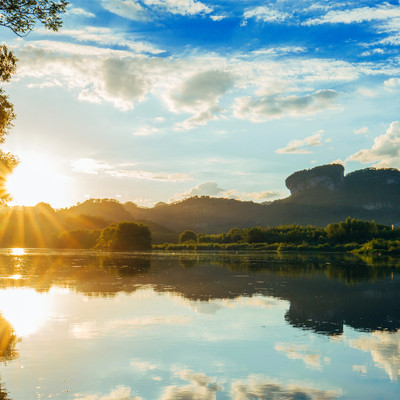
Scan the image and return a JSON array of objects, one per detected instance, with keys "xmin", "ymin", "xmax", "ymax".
[{"xmin": 3, "ymin": 0, "xmax": 400, "ymax": 208}]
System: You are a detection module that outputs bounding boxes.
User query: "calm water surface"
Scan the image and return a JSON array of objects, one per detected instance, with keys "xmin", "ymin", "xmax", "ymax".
[{"xmin": 0, "ymin": 249, "xmax": 399, "ymax": 399}]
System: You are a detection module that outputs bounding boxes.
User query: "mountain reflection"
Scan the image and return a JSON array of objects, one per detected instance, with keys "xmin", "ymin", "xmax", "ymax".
[{"xmin": 0, "ymin": 251, "xmax": 399, "ymax": 336}]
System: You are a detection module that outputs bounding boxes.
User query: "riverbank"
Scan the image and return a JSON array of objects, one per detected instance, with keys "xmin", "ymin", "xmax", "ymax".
[{"xmin": 153, "ymin": 238, "xmax": 400, "ymax": 254}]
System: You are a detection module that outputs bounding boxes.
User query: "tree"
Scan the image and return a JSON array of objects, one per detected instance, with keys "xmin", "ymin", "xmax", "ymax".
[
  {"xmin": 225, "ymin": 227, "xmax": 243, "ymax": 243},
  {"xmin": 0, "ymin": 1, "xmax": 68, "ymax": 202},
  {"xmin": 179, "ymin": 230, "xmax": 197, "ymax": 243},
  {"xmin": 96, "ymin": 222, "xmax": 152, "ymax": 251},
  {"xmin": 0, "ymin": 0, "xmax": 68, "ymax": 36}
]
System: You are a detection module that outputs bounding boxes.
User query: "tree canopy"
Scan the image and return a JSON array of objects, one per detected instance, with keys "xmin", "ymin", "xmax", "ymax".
[
  {"xmin": 179, "ymin": 230, "xmax": 197, "ymax": 243},
  {"xmin": 0, "ymin": 0, "xmax": 68, "ymax": 36},
  {"xmin": 96, "ymin": 222, "xmax": 152, "ymax": 251}
]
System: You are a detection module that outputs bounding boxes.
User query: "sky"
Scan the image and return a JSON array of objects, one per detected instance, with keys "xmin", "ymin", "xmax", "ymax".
[{"xmin": 2, "ymin": 0, "xmax": 400, "ymax": 208}]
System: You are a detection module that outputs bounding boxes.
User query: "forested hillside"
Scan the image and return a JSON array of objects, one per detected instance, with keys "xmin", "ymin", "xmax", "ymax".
[{"xmin": 2, "ymin": 164, "xmax": 400, "ymax": 247}]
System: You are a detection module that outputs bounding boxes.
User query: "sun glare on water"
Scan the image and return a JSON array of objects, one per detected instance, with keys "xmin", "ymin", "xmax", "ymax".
[
  {"xmin": 10, "ymin": 248, "xmax": 25, "ymax": 256},
  {"xmin": 0, "ymin": 288, "xmax": 50, "ymax": 337},
  {"xmin": 6, "ymin": 154, "xmax": 70, "ymax": 208}
]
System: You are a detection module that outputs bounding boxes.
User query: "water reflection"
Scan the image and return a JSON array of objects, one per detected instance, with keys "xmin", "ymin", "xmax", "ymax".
[
  {"xmin": 349, "ymin": 330, "xmax": 400, "ymax": 381},
  {"xmin": 0, "ymin": 289, "xmax": 51, "ymax": 337},
  {"xmin": 230, "ymin": 375, "xmax": 342, "ymax": 400},
  {"xmin": 0, "ymin": 316, "xmax": 17, "ymax": 400},
  {"xmin": 0, "ymin": 251, "xmax": 398, "ymax": 399},
  {"xmin": 9, "ymin": 249, "xmax": 24, "ymax": 257},
  {"xmin": 274, "ymin": 343, "xmax": 330, "ymax": 370},
  {"xmin": 0, "ymin": 316, "xmax": 19, "ymax": 363},
  {"xmin": 0, "ymin": 251, "xmax": 399, "ymax": 336}
]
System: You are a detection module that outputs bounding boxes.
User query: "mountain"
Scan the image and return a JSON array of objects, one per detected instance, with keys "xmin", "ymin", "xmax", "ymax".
[
  {"xmin": 3, "ymin": 164, "xmax": 399, "ymax": 248},
  {"xmin": 119, "ymin": 164, "xmax": 400, "ymax": 233},
  {"xmin": 61, "ymin": 198, "xmax": 134, "ymax": 222}
]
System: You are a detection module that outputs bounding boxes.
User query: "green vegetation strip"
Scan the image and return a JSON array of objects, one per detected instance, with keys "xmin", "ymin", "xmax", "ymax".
[{"xmin": 157, "ymin": 218, "xmax": 400, "ymax": 254}]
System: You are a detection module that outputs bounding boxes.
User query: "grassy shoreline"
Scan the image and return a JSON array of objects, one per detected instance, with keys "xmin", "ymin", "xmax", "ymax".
[{"xmin": 153, "ymin": 239, "xmax": 400, "ymax": 254}]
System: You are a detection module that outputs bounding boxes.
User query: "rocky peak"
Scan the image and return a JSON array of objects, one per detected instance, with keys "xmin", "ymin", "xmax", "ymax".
[{"xmin": 285, "ymin": 164, "xmax": 345, "ymax": 196}]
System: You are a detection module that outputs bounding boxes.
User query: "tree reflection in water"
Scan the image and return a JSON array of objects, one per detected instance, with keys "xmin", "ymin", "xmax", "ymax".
[
  {"xmin": 0, "ymin": 314, "xmax": 18, "ymax": 400},
  {"xmin": 0, "ymin": 250, "xmax": 399, "ymax": 397},
  {"xmin": 0, "ymin": 250, "xmax": 400, "ymax": 336},
  {"xmin": 0, "ymin": 315, "xmax": 19, "ymax": 364}
]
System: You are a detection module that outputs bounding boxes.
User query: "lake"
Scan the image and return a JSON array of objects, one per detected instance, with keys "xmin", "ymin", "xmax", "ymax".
[{"xmin": 0, "ymin": 249, "xmax": 399, "ymax": 399}]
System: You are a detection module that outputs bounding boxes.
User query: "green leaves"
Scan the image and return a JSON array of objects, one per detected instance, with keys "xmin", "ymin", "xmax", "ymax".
[
  {"xmin": 0, "ymin": 0, "xmax": 68, "ymax": 37},
  {"xmin": 0, "ymin": 89, "xmax": 15, "ymax": 140},
  {"xmin": 0, "ymin": 45, "xmax": 17, "ymax": 83}
]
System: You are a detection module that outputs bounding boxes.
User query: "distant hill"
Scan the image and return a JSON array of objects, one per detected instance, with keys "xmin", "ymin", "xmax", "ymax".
[
  {"xmin": 119, "ymin": 164, "xmax": 400, "ymax": 233},
  {"xmin": 63, "ymin": 198, "xmax": 134, "ymax": 222},
  {"xmin": 3, "ymin": 164, "xmax": 400, "ymax": 248}
]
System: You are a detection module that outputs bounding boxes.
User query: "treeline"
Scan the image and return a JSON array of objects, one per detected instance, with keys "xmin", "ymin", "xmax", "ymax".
[
  {"xmin": 154, "ymin": 218, "xmax": 400, "ymax": 253},
  {"xmin": 54, "ymin": 222, "xmax": 152, "ymax": 251}
]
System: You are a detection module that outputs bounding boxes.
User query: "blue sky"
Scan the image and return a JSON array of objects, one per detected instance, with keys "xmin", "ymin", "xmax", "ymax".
[{"xmin": 3, "ymin": 0, "xmax": 400, "ymax": 207}]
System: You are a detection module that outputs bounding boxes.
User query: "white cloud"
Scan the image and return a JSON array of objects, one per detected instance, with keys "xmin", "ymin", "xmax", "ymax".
[
  {"xmin": 231, "ymin": 375, "xmax": 342, "ymax": 400},
  {"xmin": 72, "ymin": 158, "xmax": 191, "ymax": 182},
  {"xmin": 304, "ymin": 5, "xmax": 400, "ymax": 26},
  {"xmin": 17, "ymin": 42, "xmax": 152, "ymax": 110},
  {"xmin": 243, "ymin": 191, "xmax": 281, "ymax": 201},
  {"xmin": 376, "ymin": 17, "xmax": 400, "ymax": 46},
  {"xmin": 167, "ymin": 69, "xmax": 235, "ymax": 129},
  {"xmin": 210, "ymin": 14, "xmax": 227, "ymax": 21},
  {"xmin": 384, "ymin": 77, "xmax": 400, "ymax": 90},
  {"xmin": 101, "ymin": 0, "xmax": 212, "ymax": 21},
  {"xmin": 176, "ymin": 182, "xmax": 283, "ymax": 202},
  {"xmin": 223, "ymin": 189, "xmax": 283, "ymax": 201},
  {"xmin": 109, "ymin": 169, "xmax": 191, "ymax": 182},
  {"xmin": 218, "ymin": 296, "xmax": 283, "ymax": 310},
  {"xmin": 352, "ymin": 365, "xmax": 367, "ymax": 374},
  {"xmin": 72, "ymin": 158, "xmax": 114, "ymax": 175},
  {"xmin": 242, "ymin": 6, "xmax": 289, "ymax": 26},
  {"xmin": 70, "ymin": 321, "xmax": 99, "ymax": 339},
  {"xmin": 357, "ymin": 87, "xmax": 378, "ymax": 98},
  {"xmin": 182, "ymin": 182, "xmax": 225, "ymax": 197},
  {"xmin": 234, "ymin": 90, "xmax": 340, "ymax": 122},
  {"xmin": 175, "ymin": 109, "xmax": 219, "ymax": 130},
  {"xmin": 106, "ymin": 315, "xmax": 190, "ymax": 330},
  {"xmin": 15, "ymin": 40, "xmax": 392, "ymax": 126},
  {"xmin": 101, "ymin": 0, "xmax": 148, "ymax": 21},
  {"xmin": 172, "ymin": 70, "xmax": 234, "ymax": 107},
  {"xmin": 276, "ymin": 131, "xmax": 324, "ymax": 154},
  {"xmin": 51, "ymin": 26, "xmax": 165, "ymax": 55},
  {"xmin": 130, "ymin": 360, "xmax": 157, "ymax": 371},
  {"xmin": 348, "ymin": 121, "xmax": 400, "ymax": 168},
  {"xmin": 349, "ymin": 330, "xmax": 400, "ymax": 381},
  {"xmin": 361, "ymin": 48, "xmax": 385, "ymax": 57},
  {"xmin": 275, "ymin": 343, "xmax": 329, "ymax": 370},
  {"xmin": 67, "ymin": 7, "xmax": 96, "ymax": 18},
  {"xmin": 251, "ymin": 46, "xmax": 307, "ymax": 57},
  {"xmin": 74, "ymin": 386, "xmax": 141, "ymax": 400},
  {"xmin": 161, "ymin": 370, "xmax": 219, "ymax": 400},
  {"xmin": 144, "ymin": 0, "xmax": 212, "ymax": 16},
  {"xmin": 133, "ymin": 126, "xmax": 159, "ymax": 136},
  {"xmin": 354, "ymin": 127, "xmax": 368, "ymax": 135}
]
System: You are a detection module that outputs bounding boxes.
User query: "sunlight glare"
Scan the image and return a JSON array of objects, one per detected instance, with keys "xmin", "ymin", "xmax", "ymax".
[
  {"xmin": 10, "ymin": 248, "xmax": 25, "ymax": 256},
  {"xmin": 8, "ymin": 275, "xmax": 22, "ymax": 280},
  {"xmin": 0, "ymin": 289, "xmax": 50, "ymax": 337},
  {"xmin": 6, "ymin": 154, "xmax": 71, "ymax": 208}
]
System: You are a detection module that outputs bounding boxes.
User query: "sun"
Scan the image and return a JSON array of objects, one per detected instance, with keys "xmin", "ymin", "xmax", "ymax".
[{"xmin": 6, "ymin": 154, "xmax": 71, "ymax": 208}]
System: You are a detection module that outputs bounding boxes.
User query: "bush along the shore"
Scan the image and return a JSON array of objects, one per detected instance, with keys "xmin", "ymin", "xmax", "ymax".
[{"xmin": 155, "ymin": 218, "xmax": 400, "ymax": 254}]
